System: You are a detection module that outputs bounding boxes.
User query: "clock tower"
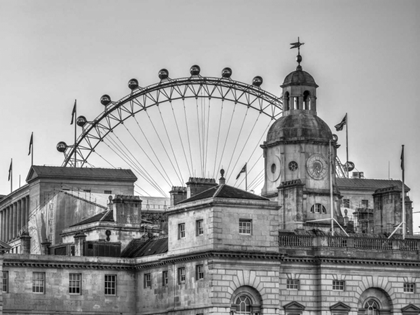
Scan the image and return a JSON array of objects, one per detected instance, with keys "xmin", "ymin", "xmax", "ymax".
[{"xmin": 261, "ymin": 41, "xmax": 343, "ymax": 231}]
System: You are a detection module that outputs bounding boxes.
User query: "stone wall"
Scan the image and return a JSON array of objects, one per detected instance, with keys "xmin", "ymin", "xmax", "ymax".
[{"xmin": 2, "ymin": 254, "xmax": 136, "ymax": 315}]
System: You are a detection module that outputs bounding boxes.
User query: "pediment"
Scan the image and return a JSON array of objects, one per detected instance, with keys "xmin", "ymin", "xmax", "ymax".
[
  {"xmin": 330, "ymin": 302, "xmax": 351, "ymax": 312},
  {"xmin": 401, "ymin": 304, "xmax": 420, "ymax": 314},
  {"xmin": 0, "ymin": 240, "xmax": 11, "ymax": 252},
  {"xmin": 283, "ymin": 301, "xmax": 305, "ymax": 311}
]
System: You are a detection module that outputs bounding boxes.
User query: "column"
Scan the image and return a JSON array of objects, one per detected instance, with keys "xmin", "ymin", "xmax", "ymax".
[
  {"xmin": 7, "ymin": 206, "xmax": 11, "ymax": 241},
  {"xmin": 21, "ymin": 197, "xmax": 26, "ymax": 231},
  {"xmin": 0, "ymin": 210, "xmax": 4, "ymax": 241},
  {"xmin": 17, "ymin": 199, "xmax": 22, "ymax": 235},
  {"xmin": 12, "ymin": 203, "xmax": 17, "ymax": 239}
]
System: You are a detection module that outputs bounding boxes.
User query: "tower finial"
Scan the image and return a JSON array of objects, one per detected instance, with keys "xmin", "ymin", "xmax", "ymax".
[{"xmin": 290, "ymin": 37, "xmax": 304, "ymax": 70}]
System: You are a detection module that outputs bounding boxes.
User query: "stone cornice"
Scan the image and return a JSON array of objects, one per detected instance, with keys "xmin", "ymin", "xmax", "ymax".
[{"xmin": 282, "ymin": 255, "xmax": 420, "ymax": 268}]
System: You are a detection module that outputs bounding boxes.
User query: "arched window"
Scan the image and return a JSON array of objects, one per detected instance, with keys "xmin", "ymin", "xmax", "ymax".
[
  {"xmin": 294, "ymin": 97, "xmax": 299, "ymax": 109},
  {"xmin": 303, "ymin": 91, "xmax": 311, "ymax": 110},
  {"xmin": 230, "ymin": 286, "xmax": 261, "ymax": 315},
  {"xmin": 310, "ymin": 203, "xmax": 326, "ymax": 214},
  {"xmin": 235, "ymin": 295, "xmax": 252, "ymax": 314},
  {"xmin": 284, "ymin": 92, "xmax": 290, "ymax": 111},
  {"xmin": 364, "ymin": 299, "xmax": 380, "ymax": 315}
]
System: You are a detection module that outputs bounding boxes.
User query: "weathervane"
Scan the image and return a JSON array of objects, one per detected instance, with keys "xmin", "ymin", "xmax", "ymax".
[{"xmin": 290, "ymin": 37, "xmax": 304, "ymax": 69}]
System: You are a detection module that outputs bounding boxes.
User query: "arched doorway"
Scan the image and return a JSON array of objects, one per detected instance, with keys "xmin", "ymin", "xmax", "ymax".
[
  {"xmin": 358, "ymin": 288, "xmax": 393, "ymax": 315},
  {"xmin": 230, "ymin": 286, "xmax": 262, "ymax": 315}
]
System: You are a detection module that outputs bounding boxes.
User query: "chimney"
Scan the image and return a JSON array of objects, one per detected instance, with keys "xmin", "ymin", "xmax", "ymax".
[
  {"xmin": 40, "ymin": 239, "xmax": 51, "ymax": 255},
  {"xmin": 73, "ymin": 232, "xmax": 86, "ymax": 256},
  {"xmin": 112, "ymin": 195, "xmax": 142, "ymax": 225},
  {"xmin": 186, "ymin": 177, "xmax": 217, "ymax": 199},
  {"xmin": 170, "ymin": 186, "xmax": 187, "ymax": 206},
  {"xmin": 20, "ymin": 231, "xmax": 31, "ymax": 254}
]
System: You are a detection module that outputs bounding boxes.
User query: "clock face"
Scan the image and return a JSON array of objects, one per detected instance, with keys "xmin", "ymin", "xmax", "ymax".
[
  {"xmin": 268, "ymin": 154, "xmax": 282, "ymax": 182},
  {"xmin": 307, "ymin": 154, "xmax": 328, "ymax": 180}
]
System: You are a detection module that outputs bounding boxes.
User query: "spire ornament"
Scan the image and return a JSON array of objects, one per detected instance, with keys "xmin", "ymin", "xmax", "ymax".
[{"xmin": 290, "ymin": 37, "xmax": 304, "ymax": 70}]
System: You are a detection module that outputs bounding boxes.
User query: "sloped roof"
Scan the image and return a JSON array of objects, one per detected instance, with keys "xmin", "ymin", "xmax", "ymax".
[
  {"xmin": 121, "ymin": 237, "xmax": 168, "ymax": 258},
  {"xmin": 26, "ymin": 166, "xmax": 137, "ymax": 183},
  {"xmin": 70, "ymin": 210, "xmax": 114, "ymax": 227},
  {"xmin": 0, "ymin": 240, "xmax": 11, "ymax": 252},
  {"xmin": 177, "ymin": 184, "xmax": 268, "ymax": 205},
  {"xmin": 336, "ymin": 178, "xmax": 410, "ymax": 192}
]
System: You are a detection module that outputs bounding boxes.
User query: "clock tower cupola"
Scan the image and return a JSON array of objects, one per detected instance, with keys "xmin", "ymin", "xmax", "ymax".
[{"xmin": 261, "ymin": 40, "xmax": 342, "ymax": 231}]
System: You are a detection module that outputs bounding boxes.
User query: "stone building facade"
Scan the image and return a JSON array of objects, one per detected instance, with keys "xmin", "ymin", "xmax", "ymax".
[{"xmin": 0, "ymin": 50, "xmax": 419, "ymax": 315}]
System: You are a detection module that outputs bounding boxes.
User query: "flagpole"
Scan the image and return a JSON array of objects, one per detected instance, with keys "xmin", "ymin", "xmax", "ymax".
[
  {"xmin": 245, "ymin": 168, "xmax": 248, "ymax": 191},
  {"xmin": 74, "ymin": 100, "xmax": 77, "ymax": 168},
  {"xmin": 10, "ymin": 158, "xmax": 13, "ymax": 193},
  {"xmin": 346, "ymin": 113, "xmax": 349, "ymax": 178},
  {"xmin": 329, "ymin": 140, "xmax": 334, "ymax": 236},
  {"xmin": 402, "ymin": 145, "xmax": 405, "ymax": 239},
  {"xmin": 31, "ymin": 132, "xmax": 34, "ymax": 166}
]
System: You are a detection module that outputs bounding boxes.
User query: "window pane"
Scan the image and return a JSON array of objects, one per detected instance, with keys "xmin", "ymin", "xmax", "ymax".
[
  {"xmin": 69, "ymin": 273, "xmax": 81, "ymax": 294},
  {"xmin": 105, "ymin": 275, "xmax": 116, "ymax": 295},
  {"xmin": 2, "ymin": 271, "xmax": 8, "ymax": 293},
  {"xmin": 33, "ymin": 272, "xmax": 45, "ymax": 293}
]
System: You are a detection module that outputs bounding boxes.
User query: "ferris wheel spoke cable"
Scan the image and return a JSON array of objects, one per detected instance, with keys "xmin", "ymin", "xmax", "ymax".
[
  {"xmin": 249, "ymin": 171, "xmax": 264, "ymax": 192},
  {"xmin": 157, "ymin": 106, "xmax": 185, "ymax": 186},
  {"xmin": 131, "ymin": 115, "xmax": 175, "ymax": 189},
  {"xmin": 216, "ymin": 103, "xmax": 237, "ymax": 179},
  {"xmin": 204, "ymin": 98, "xmax": 211, "ymax": 177},
  {"xmin": 105, "ymin": 133, "xmax": 167, "ymax": 196},
  {"xmin": 227, "ymin": 113, "xmax": 261, "ymax": 183},
  {"xmin": 247, "ymin": 169, "xmax": 264, "ymax": 190},
  {"xmin": 195, "ymin": 98, "xmax": 204, "ymax": 176},
  {"xmin": 134, "ymin": 183, "xmax": 151, "ymax": 197},
  {"xmin": 236, "ymin": 153, "xmax": 263, "ymax": 188},
  {"xmin": 225, "ymin": 107, "xmax": 249, "ymax": 181},
  {"xmin": 212, "ymin": 101, "xmax": 224, "ymax": 179},
  {"xmin": 182, "ymin": 99, "xmax": 194, "ymax": 176},
  {"xmin": 170, "ymin": 102, "xmax": 192, "ymax": 177},
  {"xmin": 114, "ymin": 127, "xmax": 168, "ymax": 196},
  {"xmin": 144, "ymin": 110, "xmax": 183, "ymax": 185}
]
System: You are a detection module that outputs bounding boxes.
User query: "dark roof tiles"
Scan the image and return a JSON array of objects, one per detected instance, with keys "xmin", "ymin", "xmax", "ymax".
[
  {"xmin": 336, "ymin": 178, "xmax": 409, "ymax": 192},
  {"xmin": 121, "ymin": 237, "xmax": 168, "ymax": 258}
]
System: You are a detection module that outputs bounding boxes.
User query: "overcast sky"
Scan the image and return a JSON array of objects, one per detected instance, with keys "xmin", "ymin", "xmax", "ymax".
[{"xmin": 1, "ymin": 0, "xmax": 419, "ymax": 231}]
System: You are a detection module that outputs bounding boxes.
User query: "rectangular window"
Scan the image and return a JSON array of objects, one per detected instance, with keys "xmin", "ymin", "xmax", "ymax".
[
  {"xmin": 104, "ymin": 275, "xmax": 116, "ymax": 295},
  {"xmin": 361, "ymin": 199, "xmax": 369, "ymax": 208},
  {"xmin": 333, "ymin": 280, "xmax": 345, "ymax": 291},
  {"xmin": 69, "ymin": 273, "xmax": 82, "ymax": 294},
  {"xmin": 239, "ymin": 219, "xmax": 252, "ymax": 234},
  {"xmin": 178, "ymin": 223, "xmax": 185, "ymax": 239},
  {"xmin": 343, "ymin": 199, "xmax": 350, "ymax": 208},
  {"xmin": 196, "ymin": 265, "xmax": 204, "ymax": 280},
  {"xmin": 196, "ymin": 219, "xmax": 204, "ymax": 236},
  {"xmin": 32, "ymin": 272, "xmax": 45, "ymax": 293},
  {"xmin": 178, "ymin": 267, "xmax": 186, "ymax": 284},
  {"xmin": 144, "ymin": 273, "xmax": 151, "ymax": 288},
  {"xmin": 33, "ymin": 272, "xmax": 45, "ymax": 294},
  {"xmin": 403, "ymin": 282, "xmax": 415, "ymax": 293},
  {"xmin": 162, "ymin": 271, "xmax": 168, "ymax": 286},
  {"xmin": 286, "ymin": 279, "xmax": 300, "ymax": 290},
  {"xmin": 104, "ymin": 190, "xmax": 112, "ymax": 194},
  {"xmin": 2, "ymin": 271, "xmax": 8, "ymax": 293}
]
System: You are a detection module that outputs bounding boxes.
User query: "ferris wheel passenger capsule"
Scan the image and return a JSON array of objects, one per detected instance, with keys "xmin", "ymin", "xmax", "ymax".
[
  {"xmin": 76, "ymin": 116, "xmax": 87, "ymax": 127},
  {"xmin": 190, "ymin": 65, "xmax": 201, "ymax": 76},
  {"xmin": 252, "ymin": 76, "xmax": 263, "ymax": 87},
  {"xmin": 56, "ymin": 141, "xmax": 67, "ymax": 152},
  {"xmin": 100, "ymin": 95, "xmax": 111, "ymax": 106},
  {"xmin": 158, "ymin": 69, "xmax": 169, "ymax": 80},
  {"xmin": 221, "ymin": 67, "xmax": 232, "ymax": 78},
  {"xmin": 128, "ymin": 78, "xmax": 138, "ymax": 90}
]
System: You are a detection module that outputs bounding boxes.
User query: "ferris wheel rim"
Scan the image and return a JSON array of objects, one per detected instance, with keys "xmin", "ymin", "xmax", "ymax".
[{"xmin": 60, "ymin": 75, "xmax": 283, "ymax": 167}]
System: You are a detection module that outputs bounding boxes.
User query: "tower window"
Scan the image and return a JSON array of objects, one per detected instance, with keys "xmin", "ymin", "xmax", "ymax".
[
  {"xmin": 294, "ymin": 97, "xmax": 299, "ymax": 110},
  {"xmin": 311, "ymin": 203, "xmax": 327, "ymax": 214},
  {"xmin": 284, "ymin": 92, "xmax": 290, "ymax": 111},
  {"xmin": 303, "ymin": 91, "xmax": 311, "ymax": 110},
  {"xmin": 288, "ymin": 161, "xmax": 298, "ymax": 171}
]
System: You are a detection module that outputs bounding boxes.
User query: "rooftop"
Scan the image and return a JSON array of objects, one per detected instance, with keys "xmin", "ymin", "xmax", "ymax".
[{"xmin": 336, "ymin": 177, "xmax": 410, "ymax": 192}]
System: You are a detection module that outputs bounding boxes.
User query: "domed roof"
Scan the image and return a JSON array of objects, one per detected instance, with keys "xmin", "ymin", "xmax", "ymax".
[
  {"xmin": 266, "ymin": 112, "xmax": 332, "ymax": 143},
  {"xmin": 281, "ymin": 67, "xmax": 318, "ymax": 88}
]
